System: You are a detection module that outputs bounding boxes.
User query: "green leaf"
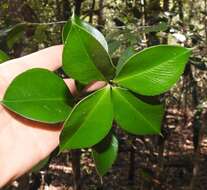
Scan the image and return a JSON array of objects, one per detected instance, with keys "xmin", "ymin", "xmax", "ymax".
[
  {"xmin": 62, "ymin": 21, "xmax": 71, "ymax": 43},
  {"xmin": 7, "ymin": 23, "xmax": 27, "ymax": 49},
  {"xmin": 63, "ymin": 17, "xmax": 115, "ymax": 84},
  {"xmin": 92, "ymin": 134, "xmax": 118, "ymax": 176},
  {"xmin": 0, "ymin": 50, "xmax": 9, "ymax": 63},
  {"xmin": 60, "ymin": 86, "xmax": 113, "ymax": 150},
  {"xmin": 1, "ymin": 68, "xmax": 73, "ymax": 124},
  {"xmin": 112, "ymin": 87, "xmax": 164, "ymax": 135},
  {"xmin": 114, "ymin": 45, "xmax": 191, "ymax": 96},
  {"xmin": 62, "ymin": 17, "xmax": 108, "ymax": 52},
  {"xmin": 116, "ymin": 47, "xmax": 137, "ymax": 73}
]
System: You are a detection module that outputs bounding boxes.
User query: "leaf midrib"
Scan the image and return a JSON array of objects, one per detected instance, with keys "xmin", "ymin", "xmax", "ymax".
[
  {"xmin": 2, "ymin": 98, "xmax": 67, "ymax": 103},
  {"xmin": 73, "ymin": 24, "xmax": 105, "ymax": 81},
  {"xmin": 114, "ymin": 89, "xmax": 160, "ymax": 133},
  {"xmin": 63, "ymin": 88, "xmax": 109, "ymax": 148},
  {"xmin": 115, "ymin": 50, "xmax": 190, "ymax": 83}
]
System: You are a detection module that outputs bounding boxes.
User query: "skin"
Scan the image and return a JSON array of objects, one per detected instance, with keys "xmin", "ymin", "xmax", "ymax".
[{"xmin": 0, "ymin": 45, "xmax": 106, "ymax": 188}]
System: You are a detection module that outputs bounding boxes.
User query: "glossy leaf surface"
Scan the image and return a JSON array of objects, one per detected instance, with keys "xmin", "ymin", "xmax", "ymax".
[
  {"xmin": 92, "ymin": 134, "xmax": 118, "ymax": 176},
  {"xmin": 114, "ymin": 45, "xmax": 191, "ymax": 96},
  {"xmin": 112, "ymin": 87, "xmax": 164, "ymax": 135},
  {"xmin": 63, "ymin": 17, "xmax": 114, "ymax": 83},
  {"xmin": 60, "ymin": 86, "xmax": 113, "ymax": 150},
  {"xmin": 62, "ymin": 21, "xmax": 71, "ymax": 43},
  {"xmin": 62, "ymin": 17, "xmax": 108, "ymax": 51},
  {"xmin": 2, "ymin": 68, "xmax": 73, "ymax": 123}
]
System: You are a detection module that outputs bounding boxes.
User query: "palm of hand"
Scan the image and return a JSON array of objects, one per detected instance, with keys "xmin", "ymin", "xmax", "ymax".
[
  {"xmin": 0, "ymin": 46, "xmax": 63, "ymax": 186},
  {"xmin": 0, "ymin": 97, "xmax": 61, "ymax": 184},
  {"xmin": 0, "ymin": 45, "xmax": 105, "ymax": 187}
]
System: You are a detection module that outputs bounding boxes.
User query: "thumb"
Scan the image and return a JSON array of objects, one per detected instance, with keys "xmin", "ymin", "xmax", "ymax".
[{"xmin": 0, "ymin": 45, "xmax": 63, "ymax": 85}]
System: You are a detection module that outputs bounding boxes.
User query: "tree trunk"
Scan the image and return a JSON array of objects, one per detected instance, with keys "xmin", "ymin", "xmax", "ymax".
[
  {"xmin": 71, "ymin": 150, "xmax": 81, "ymax": 190},
  {"xmin": 163, "ymin": 0, "xmax": 169, "ymax": 11},
  {"xmin": 62, "ymin": 0, "xmax": 71, "ymax": 20},
  {"xmin": 190, "ymin": 109, "xmax": 207, "ymax": 190},
  {"xmin": 97, "ymin": 0, "xmax": 105, "ymax": 31},
  {"xmin": 74, "ymin": 0, "xmax": 82, "ymax": 16},
  {"xmin": 89, "ymin": 0, "xmax": 96, "ymax": 23},
  {"xmin": 205, "ymin": 0, "xmax": 207, "ymax": 43},
  {"xmin": 177, "ymin": 0, "xmax": 184, "ymax": 21},
  {"xmin": 162, "ymin": 0, "xmax": 169, "ymax": 44},
  {"xmin": 128, "ymin": 137, "xmax": 136, "ymax": 184},
  {"xmin": 189, "ymin": 0, "xmax": 195, "ymax": 23},
  {"xmin": 145, "ymin": 0, "xmax": 161, "ymax": 45}
]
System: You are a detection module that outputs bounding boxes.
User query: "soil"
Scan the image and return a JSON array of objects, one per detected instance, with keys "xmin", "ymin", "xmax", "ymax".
[{"xmin": 5, "ymin": 107, "xmax": 207, "ymax": 190}]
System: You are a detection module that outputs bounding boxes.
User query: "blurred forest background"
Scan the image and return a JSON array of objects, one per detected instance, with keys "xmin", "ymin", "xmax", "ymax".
[{"xmin": 1, "ymin": 0, "xmax": 207, "ymax": 189}]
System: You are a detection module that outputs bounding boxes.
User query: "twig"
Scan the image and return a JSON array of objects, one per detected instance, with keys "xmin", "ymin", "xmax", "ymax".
[
  {"xmin": 189, "ymin": 109, "xmax": 207, "ymax": 190},
  {"xmin": 22, "ymin": 21, "xmax": 67, "ymax": 26}
]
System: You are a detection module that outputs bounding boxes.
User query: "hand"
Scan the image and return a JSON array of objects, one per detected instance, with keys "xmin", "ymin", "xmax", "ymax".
[{"xmin": 0, "ymin": 45, "xmax": 106, "ymax": 187}]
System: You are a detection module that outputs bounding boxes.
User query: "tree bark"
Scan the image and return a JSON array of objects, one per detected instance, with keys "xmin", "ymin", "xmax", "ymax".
[
  {"xmin": 128, "ymin": 137, "xmax": 136, "ymax": 184},
  {"xmin": 190, "ymin": 109, "xmax": 207, "ymax": 190},
  {"xmin": 97, "ymin": 0, "xmax": 105, "ymax": 31},
  {"xmin": 189, "ymin": 0, "xmax": 195, "ymax": 23},
  {"xmin": 205, "ymin": 0, "xmax": 207, "ymax": 43},
  {"xmin": 62, "ymin": 0, "xmax": 71, "ymax": 20},
  {"xmin": 74, "ymin": 0, "xmax": 82, "ymax": 16},
  {"xmin": 177, "ymin": 0, "xmax": 184, "ymax": 21},
  {"xmin": 162, "ymin": 0, "xmax": 169, "ymax": 44},
  {"xmin": 71, "ymin": 150, "xmax": 81, "ymax": 190},
  {"xmin": 163, "ymin": 0, "xmax": 169, "ymax": 11},
  {"xmin": 146, "ymin": 0, "xmax": 161, "ymax": 45},
  {"xmin": 89, "ymin": 0, "xmax": 96, "ymax": 23}
]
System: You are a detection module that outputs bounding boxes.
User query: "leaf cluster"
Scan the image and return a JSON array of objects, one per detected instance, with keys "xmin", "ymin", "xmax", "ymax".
[{"xmin": 0, "ymin": 15, "xmax": 191, "ymax": 175}]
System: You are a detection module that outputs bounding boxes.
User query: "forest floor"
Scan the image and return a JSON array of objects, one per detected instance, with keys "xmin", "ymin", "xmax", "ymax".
[{"xmin": 6, "ymin": 107, "xmax": 207, "ymax": 190}]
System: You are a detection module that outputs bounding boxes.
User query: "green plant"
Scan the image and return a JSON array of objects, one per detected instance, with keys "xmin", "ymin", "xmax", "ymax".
[
  {"xmin": 0, "ymin": 50, "xmax": 9, "ymax": 63},
  {"xmin": 0, "ymin": 15, "xmax": 191, "ymax": 176}
]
